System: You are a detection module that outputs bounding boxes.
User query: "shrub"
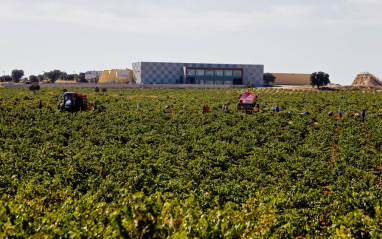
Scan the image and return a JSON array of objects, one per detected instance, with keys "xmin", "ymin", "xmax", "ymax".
[{"xmin": 28, "ymin": 82, "xmax": 40, "ymax": 93}]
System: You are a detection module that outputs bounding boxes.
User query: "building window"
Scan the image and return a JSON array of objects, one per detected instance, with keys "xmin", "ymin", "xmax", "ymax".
[
  {"xmin": 215, "ymin": 70, "xmax": 223, "ymax": 76},
  {"xmin": 196, "ymin": 70, "xmax": 204, "ymax": 76},
  {"xmin": 224, "ymin": 70, "xmax": 232, "ymax": 76},
  {"xmin": 187, "ymin": 69, "xmax": 195, "ymax": 76},
  {"xmin": 234, "ymin": 70, "xmax": 242, "ymax": 77},
  {"xmin": 205, "ymin": 70, "xmax": 214, "ymax": 76}
]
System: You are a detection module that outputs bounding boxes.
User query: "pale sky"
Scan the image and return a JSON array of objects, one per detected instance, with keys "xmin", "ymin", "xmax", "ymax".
[{"xmin": 0, "ymin": 0, "xmax": 381, "ymax": 85}]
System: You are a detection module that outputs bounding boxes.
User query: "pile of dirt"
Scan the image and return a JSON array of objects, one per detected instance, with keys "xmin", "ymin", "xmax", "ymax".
[{"xmin": 352, "ymin": 74, "xmax": 381, "ymax": 87}]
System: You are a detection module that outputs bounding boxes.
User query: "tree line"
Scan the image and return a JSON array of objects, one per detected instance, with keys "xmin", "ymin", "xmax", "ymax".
[
  {"xmin": 0, "ymin": 69, "xmax": 88, "ymax": 83},
  {"xmin": 2, "ymin": 69, "xmax": 330, "ymax": 88}
]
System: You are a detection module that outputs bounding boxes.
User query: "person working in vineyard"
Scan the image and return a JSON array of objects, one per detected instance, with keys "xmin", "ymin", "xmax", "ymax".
[
  {"xmin": 222, "ymin": 103, "xmax": 229, "ymax": 111},
  {"xmin": 59, "ymin": 100, "xmax": 65, "ymax": 111},
  {"xmin": 254, "ymin": 104, "xmax": 259, "ymax": 113},
  {"xmin": 275, "ymin": 105, "xmax": 280, "ymax": 114},
  {"xmin": 202, "ymin": 104, "xmax": 206, "ymax": 114},
  {"xmin": 206, "ymin": 105, "xmax": 210, "ymax": 113},
  {"xmin": 137, "ymin": 102, "xmax": 141, "ymax": 109},
  {"xmin": 338, "ymin": 107, "xmax": 343, "ymax": 118},
  {"xmin": 38, "ymin": 100, "xmax": 42, "ymax": 109},
  {"xmin": 361, "ymin": 109, "xmax": 365, "ymax": 123},
  {"xmin": 165, "ymin": 105, "xmax": 173, "ymax": 113}
]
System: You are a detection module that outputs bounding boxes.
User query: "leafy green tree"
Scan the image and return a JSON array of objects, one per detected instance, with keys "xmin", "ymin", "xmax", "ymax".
[
  {"xmin": 1, "ymin": 75, "xmax": 12, "ymax": 82},
  {"xmin": 28, "ymin": 82, "xmax": 40, "ymax": 93},
  {"xmin": 45, "ymin": 70, "xmax": 62, "ymax": 83},
  {"xmin": 310, "ymin": 71, "xmax": 330, "ymax": 89},
  {"xmin": 65, "ymin": 74, "xmax": 75, "ymax": 81},
  {"xmin": 11, "ymin": 69, "xmax": 24, "ymax": 83},
  {"xmin": 60, "ymin": 72, "xmax": 67, "ymax": 81},
  {"xmin": 29, "ymin": 75, "xmax": 39, "ymax": 83},
  {"xmin": 37, "ymin": 74, "xmax": 44, "ymax": 81},
  {"xmin": 263, "ymin": 73, "xmax": 276, "ymax": 86},
  {"xmin": 78, "ymin": 73, "xmax": 87, "ymax": 82}
]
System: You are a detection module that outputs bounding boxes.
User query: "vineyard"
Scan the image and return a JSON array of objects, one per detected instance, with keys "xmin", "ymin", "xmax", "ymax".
[{"xmin": 1, "ymin": 87, "xmax": 382, "ymax": 238}]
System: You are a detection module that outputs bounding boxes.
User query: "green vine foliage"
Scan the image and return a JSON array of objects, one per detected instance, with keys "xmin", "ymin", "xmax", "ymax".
[{"xmin": 1, "ymin": 88, "xmax": 382, "ymax": 237}]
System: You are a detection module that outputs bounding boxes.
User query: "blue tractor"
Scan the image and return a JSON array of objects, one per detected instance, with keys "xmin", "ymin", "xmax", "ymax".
[{"xmin": 57, "ymin": 92, "xmax": 88, "ymax": 112}]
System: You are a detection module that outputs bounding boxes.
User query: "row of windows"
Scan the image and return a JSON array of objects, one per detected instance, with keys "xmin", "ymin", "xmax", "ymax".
[
  {"xmin": 193, "ymin": 80, "xmax": 233, "ymax": 85},
  {"xmin": 187, "ymin": 69, "xmax": 242, "ymax": 77}
]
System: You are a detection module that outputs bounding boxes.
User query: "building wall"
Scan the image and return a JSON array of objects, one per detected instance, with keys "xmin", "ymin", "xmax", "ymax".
[
  {"xmin": 116, "ymin": 69, "xmax": 129, "ymax": 77},
  {"xmin": 84, "ymin": 71, "xmax": 103, "ymax": 80},
  {"xmin": 98, "ymin": 70, "xmax": 110, "ymax": 83},
  {"xmin": 108, "ymin": 70, "xmax": 117, "ymax": 82},
  {"xmin": 270, "ymin": 73, "xmax": 311, "ymax": 85},
  {"xmin": 98, "ymin": 69, "xmax": 133, "ymax": 83},
  {"xmin": 132, "ymin": 62, "xmax": 264, "ymax": 86},
  {"xmin": 128, "ymin": 70, "xmax": 133, "ymax": 82}
]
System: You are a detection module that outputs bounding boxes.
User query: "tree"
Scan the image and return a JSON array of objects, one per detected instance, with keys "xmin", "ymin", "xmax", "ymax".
[
  {"xmin": 45, "ymin": 70, "xmax": 62, "ymax": 83},
  {"xmin": 60, "ymin": 72, "xmax": 67, "ymax": 81},
  {"xmin": 310, "ymin": 72, "xmax": 330, "ymax": 89},
  {"xmin": 1, "ymin": 75, "xmax": 12, "ymax": 82},
  {"xmin": 66, "ymin": 74, "xmax": 75, "ymax": 81},
  {"xmin": 37, "ymin": 74, "xmax": 45, "ymax": 81},
  {"xmin": 263, "ymin": 73, "xmax": 276, "ymax": 86},
  {"xmin": 29, "ymin": 75, "xmax": 39, "ymax": 83},
  {"xmin": 28, "ymin": 82, "xmax": 40, "ymax": 93},
  {"xmin": 78, "ymin": 73, "xmax": 87, "ymax": 82},
  {"xmin": 11, "ymin": 69, "xmax": 24, "ymax": 83}
]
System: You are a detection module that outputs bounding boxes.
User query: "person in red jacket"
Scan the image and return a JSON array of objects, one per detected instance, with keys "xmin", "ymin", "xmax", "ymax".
[{"xmin": 205, "ymin": 105, "xmax": 210, "ymax": 113}]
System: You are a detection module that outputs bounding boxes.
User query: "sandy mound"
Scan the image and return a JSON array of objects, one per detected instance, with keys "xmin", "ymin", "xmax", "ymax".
[{"xmin": 352, "ymin": 74, "xmax": 381, "ymax": 87}]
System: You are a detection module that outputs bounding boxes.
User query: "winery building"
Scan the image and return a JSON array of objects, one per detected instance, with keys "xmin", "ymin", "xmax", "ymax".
[{"xmin": 132, "ymin": 62, "xmax": 264, "ymax": 87}]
